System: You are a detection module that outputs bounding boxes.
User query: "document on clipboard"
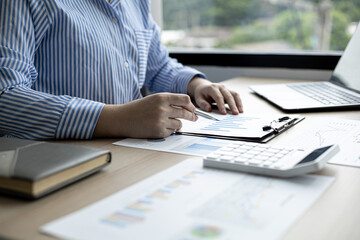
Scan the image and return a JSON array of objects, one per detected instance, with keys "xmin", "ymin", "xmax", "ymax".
[{"xmin": 177, "ymin": 112, "xmax": 305, "ymax": 143}]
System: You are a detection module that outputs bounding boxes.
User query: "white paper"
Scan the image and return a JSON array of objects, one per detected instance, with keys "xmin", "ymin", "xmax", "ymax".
[
  {"xmin": 42, "ymin": 159, "xmax": 334, "ymax": 240},
  {"xmin": 113, "ymin": 134, "xmax": 238, "ymax": 156},
  {"xmin": 179, "ymin": 113, "xmax": 301, "ymax": 139},
  {"xmin": 276, "ymin": 118, "xmax": 360, "ymax": 168}
]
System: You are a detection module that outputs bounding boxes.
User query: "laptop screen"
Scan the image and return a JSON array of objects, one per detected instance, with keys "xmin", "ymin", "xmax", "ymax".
[{"xmin": 330, "ymin": 23, "xmax": 360, "ymax": 93}]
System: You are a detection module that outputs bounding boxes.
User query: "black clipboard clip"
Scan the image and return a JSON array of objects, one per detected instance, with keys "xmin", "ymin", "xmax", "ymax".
[{"xmin": 262, "ymin": 116, "xmax": 296, "ymax": 133}]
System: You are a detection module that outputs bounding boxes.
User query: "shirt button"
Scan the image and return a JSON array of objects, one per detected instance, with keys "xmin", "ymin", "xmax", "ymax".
[
  {"xmin": 124, "ymin": 60, "xmax": 129, "ymax": 68},
  {"xmin": 112, "ymin": 17, "xmax": 117, "ymax": 23}
]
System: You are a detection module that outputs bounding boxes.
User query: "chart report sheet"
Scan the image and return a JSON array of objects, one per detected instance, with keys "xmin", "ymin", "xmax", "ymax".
[
  {"xmin": 275, "ymin": 118, "xmax": 360, "ymax": 168},
  {"xmin": 42, "ymin": 159, "xmax": 334, "ymax": 240},
  {"xmin": 113, "ymin": 134, "xmax": 238, "ymax": 156}
]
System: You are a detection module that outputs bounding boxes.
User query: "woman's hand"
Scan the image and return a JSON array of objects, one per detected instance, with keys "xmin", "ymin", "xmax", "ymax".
[
  {"xmin": 93, "ymin": 93, "xmax": 198, "ymax": 138},
  {"xmin": 187, "ymin": 77, "xmax": 243, "ymax": 115}
]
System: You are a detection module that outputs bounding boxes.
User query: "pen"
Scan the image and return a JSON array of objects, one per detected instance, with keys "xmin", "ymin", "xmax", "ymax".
[{"xmin": 194, "ymin": 109, "xmax": 220, "ymax": 121}]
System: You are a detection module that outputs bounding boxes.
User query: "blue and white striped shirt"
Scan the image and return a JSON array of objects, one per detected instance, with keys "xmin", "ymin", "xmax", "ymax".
[{"xmin": 0, "ymin": 0, "xmax": 204, "ymax": 139}]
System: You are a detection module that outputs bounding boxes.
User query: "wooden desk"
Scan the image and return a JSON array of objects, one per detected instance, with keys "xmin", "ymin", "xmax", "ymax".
[{"xmin": 0, "ymin": 77, "xmax": 359, "ymax": 240}]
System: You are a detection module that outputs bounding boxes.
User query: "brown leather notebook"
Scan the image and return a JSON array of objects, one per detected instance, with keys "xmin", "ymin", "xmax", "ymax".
[{"xmin": 0, "ymin": 138, "xmax": 111, "ymax": 199}]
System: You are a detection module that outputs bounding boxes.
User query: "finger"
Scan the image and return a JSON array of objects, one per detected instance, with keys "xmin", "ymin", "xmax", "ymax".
[
  {"xmin": 166, "ymin": 118, "xmax": 183, "ymax": 131},
  {"xmin": 231, "ymin": 91, "xmax": 243, "ymax": 113},
  {"xmin": 196, "ymin": 97, "xmax": 212, "ymax": 112},
  {"xmin": 219, "ymin": 87, "xmax": 239, "ymax": 115},
  {"xmin": 169, "ymin": 106, "xmax": 197, "ymax": 121},
  {"xmin": 167, "ymin": 94, "xmax": 196, "ymax": 112},
  {"xmin": 159, "ymin": 128, "xmax": 176, "ymax": 138},
  {"xmin": 208, "ymin": 88, "xmax": 227, "ymax": 114}
]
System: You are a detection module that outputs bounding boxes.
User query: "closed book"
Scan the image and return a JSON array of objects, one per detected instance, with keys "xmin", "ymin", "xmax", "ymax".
[{"xmin": 0, "ymin": 138, "xmax": 111, "ymax": 199}]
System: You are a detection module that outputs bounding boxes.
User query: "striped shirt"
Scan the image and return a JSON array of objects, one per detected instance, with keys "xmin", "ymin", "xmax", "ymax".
[{"xmin": 0, "ymin": 0, "xmax": 204, "ymax": 139}]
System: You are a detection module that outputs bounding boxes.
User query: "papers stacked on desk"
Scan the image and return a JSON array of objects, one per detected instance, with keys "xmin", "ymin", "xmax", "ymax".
[{"xmin": 113, "ymin": 113, "xmax": 304, "ymax": 158}]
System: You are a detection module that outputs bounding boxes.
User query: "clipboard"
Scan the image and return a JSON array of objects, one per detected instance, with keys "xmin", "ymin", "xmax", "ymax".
[{"xmin": 177, "ymin": 113, "xmax": 305, "ymax": 143}]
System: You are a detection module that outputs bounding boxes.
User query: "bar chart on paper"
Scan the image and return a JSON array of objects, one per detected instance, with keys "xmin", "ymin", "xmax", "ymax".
[
  {"xmin": 201, "ymin": 115, "xmax": 260, "ymax": 133},
  {"xmin": 180, "ymin": 114, "xmax": 269, "ymax": 138},
  {"xmin": 113, "ymin": 134, "xmax": 234, "ymax": 157},
  {"xmin": 101, "ymin": 171, "xmax": 203, "ymax": 228},
  {"xmin": 42, "ymin": 160, "xmax": 334, "ymax": 240},
  {"xmin": 178, "ymin": 113, "xmax": 304, "ymax": 142}
]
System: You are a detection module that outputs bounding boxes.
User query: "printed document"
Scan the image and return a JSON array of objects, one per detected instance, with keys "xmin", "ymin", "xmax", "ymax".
[
  {"xmin": 113, "ymin": 134, "xmax": 238, "ymax": 156},
  {"xmin": 276, "ymin": 118, "xmax": 360, "ymax": 168},
  {"xmin": 178, "ymin": 113, "xmax": 303, "ymax": 142},
  {"xmin": 42, "ymin": 159, "xmax": 334, "ymax": 240}
]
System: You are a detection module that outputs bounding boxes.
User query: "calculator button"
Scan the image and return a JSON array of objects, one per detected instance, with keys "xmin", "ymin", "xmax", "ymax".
[
  {"xmin": 206, "ymin": 153, "xmax": 220, "ymax": 160},
  {"xmin": 234, "ymin": 157, "xmax": 248, "ymax": 163},
  {"xmin": 221, "ymin": 152, "xmax": 240, "ymax": 157},
  {"xmin": 220, "ymin": 155, "xmax": 234, "ymax": 161},
  {"xmin": 242, "ymin": 153, "xmax": 255, "ymax": 159},
  {"xmin": 252, "ymin": 147, "xmax": 266, "ymax": 152},
  {"xmin": 254, "ymin": 155, "xmax": 269, "ymax": 161},
  {"xmin": 228, "ymin": 143, "xmax": 241, "ymax": 148},
  {"xmin": 268, "ymin": 157, "xmax": 280, "ymax": 162},
  {"xmin": 267, "ymin": 148, "xmax": 281, "ymax": 153},
  {"xmin": 247, "ymin": 150, "xmax": 260, "ymax": 155},
  {"xmin": 240, "ymin": 145, "xmax": 253, "ymax": 150},
  {"xmin": 222, "ymin": 147, "xmax": 234, "ymax": 151},
  {"xmin": 274, "ymin": 162, "xmax": 286, "ymax": 169},
  {"xmin": 248, "ymin": 159, "xmax": 263, "ymax": 166},
  {"xmin": 280, "ymin": 149, "xmax": 291, "ymax": 154},
  {"xmin": 234, "ymin": 149, "xmax": 247, "ymax": 154},
  {"xmin": 205, "ymin": 155, "xmax": 218, "ymax": 159},
  {"xmin": 261, "ymin": 152, "xmax": 276, "ymax": 157},
  {"xmin": 273, "ymin": 153, "xmax": 285, "ymax": 158},
  {"xmin": 263, "ymin": 161, "xmax": 273, "ymax": 167}
]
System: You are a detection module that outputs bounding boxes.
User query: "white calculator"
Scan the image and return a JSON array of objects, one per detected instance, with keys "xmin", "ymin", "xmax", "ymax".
[{"xmin": 203, "ymin": 142, "xmax": 339, "ymax": 177}]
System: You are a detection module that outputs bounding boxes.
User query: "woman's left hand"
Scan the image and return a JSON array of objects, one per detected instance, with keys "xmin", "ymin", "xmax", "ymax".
[{"xmin": 187, "ymin": 77, "xmax": 243, "ymax": 115}]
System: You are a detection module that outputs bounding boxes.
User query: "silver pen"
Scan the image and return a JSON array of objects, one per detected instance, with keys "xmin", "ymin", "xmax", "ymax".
[{"xmin": 194, "ymin": 109, "xmax": 220, "ymax": 121}]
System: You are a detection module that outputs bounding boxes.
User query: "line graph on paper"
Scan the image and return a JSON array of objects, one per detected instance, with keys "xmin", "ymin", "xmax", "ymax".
[
  {"xmin": 309, "ymin": 120, "xmax": 360, "ymax": 167},
  {"xmin": 314, "ymin": 122, "xmax": 351, "ymax": 147},
  {"xmin": 278, "ymin": 119, "xmax": 360, "ymax": 167}
]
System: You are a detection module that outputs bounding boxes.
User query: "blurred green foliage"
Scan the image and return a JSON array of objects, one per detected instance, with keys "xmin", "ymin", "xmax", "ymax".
[{"xmin": 163, "ymin": 0, "xmax": 359, "ymax": 51}]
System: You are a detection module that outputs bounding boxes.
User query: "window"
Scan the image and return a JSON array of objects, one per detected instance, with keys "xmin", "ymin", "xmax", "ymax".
[{"xmin": 162, "ymin": 0, "xmax": 358, "ymax": 52}]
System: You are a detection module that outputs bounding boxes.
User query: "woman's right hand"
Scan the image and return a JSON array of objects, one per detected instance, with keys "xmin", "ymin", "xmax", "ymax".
[{"xmin": 93, "ymin": 93, "xmax": 198, "ymax": 138}]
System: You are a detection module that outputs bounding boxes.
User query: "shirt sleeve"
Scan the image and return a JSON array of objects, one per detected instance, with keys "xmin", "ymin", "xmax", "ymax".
[
  {"xmin": 143, "ymin": 6, "xmax": 206, "ymax": 94},
  {"xmin": 0, "ymin": 0, "xmax": 104, "ymax": 140}
]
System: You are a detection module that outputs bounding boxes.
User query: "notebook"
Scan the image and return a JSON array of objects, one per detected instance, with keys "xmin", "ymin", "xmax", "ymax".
[
  {"xmin": 249, "ymin": 22, "xmax": 360, "ymax": 112},
  {"xmin": 0, "ymin": 138, "xmax": 111, "ymax": 199},
  {"xmin": 177, "ymin": 113, "xmax": 304, "ymax": 143}
]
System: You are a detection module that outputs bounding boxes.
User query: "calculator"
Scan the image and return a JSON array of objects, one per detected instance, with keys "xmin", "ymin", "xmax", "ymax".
[{"xmin": 203, "ymin": 142, "xmax": 340, "ymax": 177}]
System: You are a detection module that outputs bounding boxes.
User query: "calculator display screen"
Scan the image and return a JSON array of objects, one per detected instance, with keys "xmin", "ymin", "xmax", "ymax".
[{"xmin": 296, "ymin": 146, "xmax": 332, "ymax": 165}]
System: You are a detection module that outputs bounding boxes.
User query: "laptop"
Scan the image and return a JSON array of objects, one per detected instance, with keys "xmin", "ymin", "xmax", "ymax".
[{"xmin": 250, "ymin": 23, "xmax": 360, "ymax": 112}]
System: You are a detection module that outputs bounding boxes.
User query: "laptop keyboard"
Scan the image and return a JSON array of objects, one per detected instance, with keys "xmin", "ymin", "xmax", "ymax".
[{"xmin": 288, "ymin": 82, "xmax": 360, "ymax": 105}]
